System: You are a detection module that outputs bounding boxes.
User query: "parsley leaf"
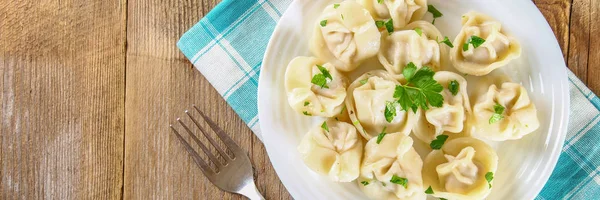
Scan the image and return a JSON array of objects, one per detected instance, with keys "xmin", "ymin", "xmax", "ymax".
[
  {"xmin": 425, "ymin": 186, "xmax": 434, "ymax": 194},
  {"xmin": 489, "ymin": 103, "xmax": 505, "ymax": 124},
  {"xmin": 378, "ymin": 0, "xmax": 383, "ymax": 3},
  {"xmin": 463, "ymin": 35, "xmax": 486, "ymax": 51},
  {"xmin": 333, "ymin": 3, "xmax": 340, "ymax": 9},
  {"xmin": 304, "ymin": 101, "xmax": 310, "ymax": 106},
  {"xmin": 321, "ymin": 121, "xmax": 329, "ymax": 132},
  {"xmin": 376, "ymin": 127, "xmax": 387, "ymax": 144},
  {"xmin": 439, "ymin": 36, "xmax": 454, "ymax": 48},
  {"xmin": 414, "ymin": 28, "xmax": 423, "ymax": 36},
  {"xmin": 382, "ymin": 182, "xmax": 387, "ymax": 186},
  {"xmin": 384, "ymin": 101, "xmax": 398, "ymax": 123},
  {"xmin": 375, "ymin": 20, "xmax": 385, "ymax": 28},
  {"xmin": 440, "ymin": 198, "xmax": 448, "ymax": 200},
  {"xmin": 448, "ymin": 80, "xmax": 459, "ymax": 96},
  {"xmin": 311, "ymin": 74, "xmax": 329, "ymax": 88},
  {"xmin": 427, "ymin": 5, "xmax": 443, "ymax": 24},
  {"xmin": 403, "ymin": 62, "xmax": 418, "ymax": 81},
  {"xmin": 361, "ymin": 181, "xmax": 369, "ymax": 186},
  {"xmin": 485, "ymin": 172, "xmax": 494, "ymax": 188},
  {"xmin": 303, "ymin": 111, "xmax": 311, "ymax": 116},
  {"xmin": 390, "ymin": 175, "xmax": 408, "ymax": 188},
  {"xmin": 359, "ymin": 79, "xmax": 369, "ymax": 85},
  {"xmin": 320, "ymin": 20, "xmax": 327, "ymax": 27},
  {"xmin": 384, "ymin": 18, "xmax": 394, "ymax": 35},
  {"xmin": 430, "ymin": 134, "xmax": 449, "ymax": 150},
  {"xmin": 316, "ymin": 65, "xmax": 332, "ymax": 80},
  {"xmin": 394, "ymin": 66, "xmax": 444, "ymax": 113},
  {"xmin": 341, "ymin": 14, "xmax": 344, "ymax": 20}
]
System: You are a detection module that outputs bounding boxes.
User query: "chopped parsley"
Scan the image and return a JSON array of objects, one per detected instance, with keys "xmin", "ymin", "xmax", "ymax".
[
  {"xmin": 489, "ymin": 103, "xmax": 505, "ymax": 124},
  {"xmin": 333, "ymin": 3, "xmax": 340, "ymax": 9},
  {"xmin": 321, "ymin": 121, "xmax": 329, "ymax": 132},
  {"xmin": 378, "ymin": 0, "xmax": 384, "ymax": 3},
  {"xmin": 341, "ymin": 14, "xmax": 344, "ymax": 20},
  {"xmin": 390, "ymin": 175, "xmax": 408, "ymax": 188},
  {"xmin": 394, "ymin": 64, "xmax": 444, "ymax": 113},
  {"xmin": 425, "ymin": 186, "xmax": 434, "ymax": 194},
  {"xmin": 384, "ymin": 101, "xmax": 399, "ymax": 123},
  {"xmin": 440, "ymin": 198, "xmax": 448, "ymax": 200},
  {"xmin": 448, "ymin": 80, "xmax": 459, "ymax": 96},
  {"xmin": 320, "ymin": 20, "xmax": 327, "ymax": 27},
  {"xmin": 303, "ymin": 111, "xmax": 311, "ymax": 116},
  {"xmin": 463, "ymin": 35, "xmax": 486, "ymax": 51},
  {"xmin": 414, "ymin": 28, "xmax": 423, "ymax": 36},
  {"xmin": 376, "ymin": 127, "xmax": 387, "ymax": 144},
  {"xmin": 385, "ymin": 18, "xmax": 394, "ymax": 35},
  {"xmin": 340, "ymin": 105, "xmax": 346, "ymax": 115},
  {"xmin": 361, "ymin": 181, "xmax": 369, "ymax": 186},
  {"xmin": 311, "ymin": 65, "xmax": 332, "ymax": 88},
  {"xmin": 485, "ymin": 172, "xmax": 494, "ymax": 188},
  {"xmin": 359, "ymin": 79, "xmax": 369, "ymax": 85},
  {"xmin": 439, "ymin": 36, "xmax": 454, "ymax": 48},
  {"xmin": 375, "ymin": 20, "xmax": 385, "ymax": 28},
  {"xmin": 382, "ymin": 182, "xmax": 387, "ymax": 186},
  {"xmin": 304, "ymin": 101, "xmax": 310, "ymax": 106},
  {"xmin": 430, "ymin": 134, "xmax": 449, "ymax": 150},
  {"xmin": 427, "ymin": 5, "xmax": 443, "ymax": 24},
  {"xmin": 353, "ymin": 121, "xmax": 359, "ymax": 125}
]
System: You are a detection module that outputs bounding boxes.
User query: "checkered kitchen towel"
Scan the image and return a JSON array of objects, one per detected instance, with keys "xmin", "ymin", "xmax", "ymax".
[{"xmin": 177, "ymin": 0, "xmax": 599, "ymax": 198}]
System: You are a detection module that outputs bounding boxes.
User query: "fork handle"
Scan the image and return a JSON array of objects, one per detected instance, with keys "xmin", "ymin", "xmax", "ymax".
[{"xmin": 239, "ymin": 181, "xmax": 265, "ymax": 200}]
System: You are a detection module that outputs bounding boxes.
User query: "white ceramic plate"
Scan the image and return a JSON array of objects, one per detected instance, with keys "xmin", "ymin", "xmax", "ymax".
[{"xmin": 257, "ymin": 0, "xmax": 570, "ymax": 199}]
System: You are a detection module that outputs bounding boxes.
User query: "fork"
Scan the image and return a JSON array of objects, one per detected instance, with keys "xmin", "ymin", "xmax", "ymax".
[{"xmin": 169, "ymin": 105, "xmax": 265, "ymax": 200}]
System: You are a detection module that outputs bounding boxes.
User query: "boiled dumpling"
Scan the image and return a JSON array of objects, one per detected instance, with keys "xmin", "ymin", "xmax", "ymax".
[
  {"xmin": 470, "ymin": 82, "xmax": 540, "ymax": 141},
  {"xmin": 358, "ymin": 133, "xmax": 426, "ymax": 200},
  {"xmin": 450, "ymin": 11, "xmax": 521, "ymax": 76},
  {"xmin": 422, "ymin": 137, "xmax": 498, "ymax": 200},
  {"xmin": 285, "ymin": 56, "xmax": 347, "ymax": 117},
  {"xmin": 379, "ymin": 21, "xmax": 447, "ymax": 75},
  {"xmin": 310, "ymin": 1, "xmax": 381, "ymax": 71},
  {"xmin": 413, "ymin": 71, "xmax": 471, "ymax": 143},
  {"xmin": 357, "ymin": 0, "xmax": 427, "ymax": 29},
  {"xmin": 346, "ymin": 70, "xmax": 419, "ymax": 140},
  {"xmin": 298, "ymin": 119, "xmax": 363, "ymax": 182}
]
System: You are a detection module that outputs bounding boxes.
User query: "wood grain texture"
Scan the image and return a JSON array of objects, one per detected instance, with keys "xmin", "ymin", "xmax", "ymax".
[
  {"xmin": 568, "ymin": 0, "xmax": 591, "ymax": 85},
  {"xmin": 124, "ymin": 0, "xmax": 291, "ymax": 199},
  {"xmin": 534, "ymin": 0, "xmax": 571, "ymax": 60},
  {"xmin": 582, "ymin": 0, "xmax": 600, "ymax": 93},
  {"xmin": 0, "ymin": 0, "xmax": 125, "ymax": 199}
]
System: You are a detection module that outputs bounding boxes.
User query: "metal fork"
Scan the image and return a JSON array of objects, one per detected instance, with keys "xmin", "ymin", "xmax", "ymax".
[{"xmin": 169, "ymin": 105, "xmax": 264, "ymax": 200}]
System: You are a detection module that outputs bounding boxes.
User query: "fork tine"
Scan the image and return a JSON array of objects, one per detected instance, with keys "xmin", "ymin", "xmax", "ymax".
[
  {"xmin": 169, "ymin": 125, "xmax": 215, "ymax": 176},
  {"xmin": 177, "ymin": 119, "xmax": 224, "ymax": 169},
  {"xmin": 185, "ymin": 110, "xmax": 232, "ymax": 160},
  {"xmin": 193, "ymin": 106, "xmax": 242, "ymax": 156}
]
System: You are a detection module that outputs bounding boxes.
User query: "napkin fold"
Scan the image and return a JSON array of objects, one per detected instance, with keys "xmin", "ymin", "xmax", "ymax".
[{"xmin": 177, "ymin": 0, "xmax": 599, "ymax": 198}]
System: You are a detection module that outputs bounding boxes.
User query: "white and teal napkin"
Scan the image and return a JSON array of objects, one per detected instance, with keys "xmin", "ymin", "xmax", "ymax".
[{"xmin": 177, "ymin": 0, "xmax": 599, "ymax": 198}]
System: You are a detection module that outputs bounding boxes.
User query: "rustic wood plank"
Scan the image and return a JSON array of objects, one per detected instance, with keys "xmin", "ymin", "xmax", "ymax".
[
  {"xmin": 584, "ymin": 0, "xmax": 600, "ymax": 94},
  {"xmin": 0, "ymin": 0, "xmax": 126, "ymax": 199},
  {"xmin": 533, "ymin": 0, "xmax": 571, "ymax": 60},
  {"xmin": 567, "ymin": 0, "xmax": 591, "ymax": 84},
  {"xmin": 124, "ymin": 0, "xmax": 291, "ymax": 199}
]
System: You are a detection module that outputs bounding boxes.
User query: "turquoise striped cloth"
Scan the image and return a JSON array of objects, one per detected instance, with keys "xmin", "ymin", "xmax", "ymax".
[{"xmin": 177, "ymin": 0, "xmax": 599, "ymax": 198}]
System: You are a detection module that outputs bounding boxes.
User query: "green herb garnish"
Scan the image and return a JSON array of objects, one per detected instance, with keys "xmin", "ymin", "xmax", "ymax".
[
  {"xmin": 390, "ymin": 175, "xmax": 408, "ymax": 188},
  {"xmin": 375, "ymin": 20, "xmax": 385, "ymax": 28},
  {"xmin": 430, "ymin": 134, "xmax": 449, "ymax": 150},
  {"xmin": 376, "ymin": 127, "xmax": 387, "ymax": 144},
  {"xmin": 489, "ymin": 103, "xmax": 505, "ymax": 124},
  {"xmin": 320, "ymin": 20, "xmax": 327, "ymax": 27},
  {"xmin": 333, "ymin": 3, "xmax": 340, "ymax": 9},
  {"xmin": 361, "ymin": 181, "xmax": 369, "ymax": 186},
  {"xmin": 384, "ymin": 101, "xmax": 399, "ymax": 123},
  {"xmin": 303, "ymin": 111, "xmax": 311, "ymax": 116},
  {"xmin": 425, "ymin": 186, "xmax": 434, "ymax": 194},
  {"xmin": 485, "ymin": 172, "xmax": 494, "ymax": 188},
  {"xmin": 463, "ymin": 35, "xmax": 486, "ymax": 51},
  {"xmin": 385, "ymin": 18, "xmax": 394, "ymax": 35},
  {"xmin": 378, "ymin": 0, "xmax": 384, "ymax": 3},
  {"xmin": 304, "ymin": 101, "xmax": 310, "ymax": 106},
  {"xmin": 439, "ymin": 36, "xmax": 454, "ymax": 48},
  {"xmin": 448, "ymin": 80, "xmax": 459, "ymax": 96},
  {"xmin": 414, "ymin": 28, "xmax": 423, "ymax": 36},
  {"xmin": 311, "ymin": 65, "xmax": 332, "ymax": 88},
  {"xmin": 394, "ymin": 65, "xmax": 444, "ymax": 113},
  {"xmin": 427, "ymin": 5, "xmax": 443, "ymax": 24},
  {"xmin": 321, "ymin": 121, "xmax": 329, "ymax": 132},
  {"xmin": 359, "ymin": 79, "xmax": 369, "ymax": 85}
]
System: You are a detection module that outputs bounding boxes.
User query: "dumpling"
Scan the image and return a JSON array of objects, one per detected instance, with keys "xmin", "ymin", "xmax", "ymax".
[
  {"xmin": 297, "ymin": 119, "xmax": 363, "ymax": 182},
  {"xmin": 358, "ymin": 133, "xmax": 426, "ymax": 200},
  {"xmin": 470, "ymin": 82, "xmax": 540, "ymax": 141},
  {"xmin": 413, "ymin": 71, "xmax": 471, "ymax": 143},
  {"xmin": 285, "ymin": 56, "xmax": 347, "ymax": 117},
  {"xmin": 310, "ymin": 1, "xmax": 381, "ymax": 71},
  {"xmin": 422, "ymin": 137, "xmax": 498, "ymax": 200},
  {"xmin": 378, "ymin": 21, "xmax": 447, "ymax": 75},
  {"xmin": 346, "ymin": 70, "xmax": 419, "ymax": 140},
  {"xmin": 450, "ymin": 11, "xmax": 521, "ymax": 76},
  {"xmin": 357, "ymin": 0, "xmax": 427, "ymax": 29}
]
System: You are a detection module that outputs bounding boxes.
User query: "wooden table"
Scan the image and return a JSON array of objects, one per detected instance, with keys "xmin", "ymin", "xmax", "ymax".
[{"xmin": 0, "ymin": 0, "xmax": 597, "ymax": 199}]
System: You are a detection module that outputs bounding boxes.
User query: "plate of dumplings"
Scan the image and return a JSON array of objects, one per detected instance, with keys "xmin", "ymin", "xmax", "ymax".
[{"xmin": 257, "ymin": 0, "xmax": 570, "ymax": 199}]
